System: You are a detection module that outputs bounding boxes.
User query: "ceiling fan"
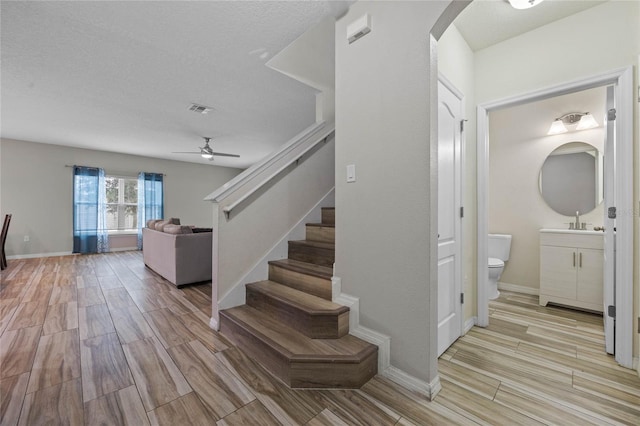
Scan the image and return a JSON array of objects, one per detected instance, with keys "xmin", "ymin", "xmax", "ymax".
[{"xmin": 173, "ymin": 137, "xmax": 240, "ymax": 161}]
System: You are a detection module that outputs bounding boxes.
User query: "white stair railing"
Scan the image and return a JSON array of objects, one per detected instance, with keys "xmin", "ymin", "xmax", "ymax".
[{"xmin": 205, "ymin": 121, "xmax": 333, "ymax": 218}]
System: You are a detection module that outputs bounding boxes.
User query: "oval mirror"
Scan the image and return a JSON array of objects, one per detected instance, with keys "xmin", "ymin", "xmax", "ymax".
[{"xmin": 539, "ymin": 142, "xmax": 603, "ymax": 216}]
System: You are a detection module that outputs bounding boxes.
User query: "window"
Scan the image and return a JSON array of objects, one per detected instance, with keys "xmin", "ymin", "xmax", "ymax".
[{"xmin": 105, "ymin": 176, "xmax": 138, "ymax": 231}]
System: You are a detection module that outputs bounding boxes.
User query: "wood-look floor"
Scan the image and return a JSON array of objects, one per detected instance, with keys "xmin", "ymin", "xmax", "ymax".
[{"xmin": 1, "ymin": 252, "xmax": 639, "ymax": 425}]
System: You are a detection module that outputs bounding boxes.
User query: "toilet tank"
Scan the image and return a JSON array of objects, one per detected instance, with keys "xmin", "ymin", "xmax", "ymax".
[{"xmin": 488, "ymin": 234, "xmax": 512, "ymax": 261}]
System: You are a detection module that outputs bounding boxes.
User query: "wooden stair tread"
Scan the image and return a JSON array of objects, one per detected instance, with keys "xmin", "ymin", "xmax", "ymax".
[
  {"xmin": 220, "ymin": 305, "xmax": 376, "ymax": 362},
  {"xmin": 306, "ymin": 223, "xmax": 335, "ymax": 228},
  {"xmin": 288, "ymin": 240, "xmax": 334, "ymax": 249},
  {"xmin": 247, "ymin": 280, "xmax": 347, "ymax": 316},
  {"xmin": 268, "ymin": 259, "xmax": 332, "ymax": 279}
]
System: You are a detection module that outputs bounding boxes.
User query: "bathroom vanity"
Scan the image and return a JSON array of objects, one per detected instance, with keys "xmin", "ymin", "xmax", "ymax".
[{"xmin": 539, "ymin": 229, "xmax": 603, "ymax": 312}]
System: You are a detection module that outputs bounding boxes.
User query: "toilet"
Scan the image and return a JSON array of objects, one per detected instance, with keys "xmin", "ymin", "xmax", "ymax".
[{"xmin": 488, "ymin": 234, "xmax": 512, "ymax": 300}]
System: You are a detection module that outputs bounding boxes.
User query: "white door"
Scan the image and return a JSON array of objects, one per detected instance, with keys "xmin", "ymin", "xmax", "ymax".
[
  {"xmin": 437, "ymin": 78, "xmax": 463, "ymax": 357},
  {"xmin": 603, "ymin": 85, "xmax": 615, "ymax": 354}
]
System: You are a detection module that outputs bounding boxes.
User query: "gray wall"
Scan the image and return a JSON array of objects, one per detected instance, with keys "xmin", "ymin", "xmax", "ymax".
[
  {"xmin": 0, "ymin": 138, "xmax": 242, "ymax": 257},
  {"xmin": 335, "ymin": 0, "xmax": 450, "ymax": 384}
]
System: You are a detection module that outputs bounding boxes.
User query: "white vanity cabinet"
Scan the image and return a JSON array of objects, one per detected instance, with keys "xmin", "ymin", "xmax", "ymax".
[{"xmin": 539, "ymin": 230, "xmax": 603, "ymax": 312}]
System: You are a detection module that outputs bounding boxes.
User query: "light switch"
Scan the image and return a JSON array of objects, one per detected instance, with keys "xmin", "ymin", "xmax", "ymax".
[{"xmin": 346, "ymin": 164, "xmax": 356, "ymax": 183}]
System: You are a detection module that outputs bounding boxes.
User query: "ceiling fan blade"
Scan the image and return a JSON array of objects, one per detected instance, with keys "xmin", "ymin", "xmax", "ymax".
[
  {"xmin": 172, "ymin": 151, "xmax": 201, "ymax": 154},
  {"xmin": 212, "ymin": 152, "xmax": 240, "ymax": 158}
]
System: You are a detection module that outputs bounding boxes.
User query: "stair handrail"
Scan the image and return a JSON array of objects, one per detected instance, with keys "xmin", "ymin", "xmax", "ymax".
[
  {"xmin": 205, "ymin": 121, "xmax": 334, "ymax": 219},
  {"xmin": 206, "ymin": 121, "xmax": 327, "ymax": 203}
]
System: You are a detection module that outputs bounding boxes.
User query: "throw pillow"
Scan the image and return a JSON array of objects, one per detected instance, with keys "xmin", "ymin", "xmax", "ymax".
[
  {"xmin": 163, "ymin": 225, "xmax": 193, "ymax": 234},
  {"xmin": 154, "ymin": 220, "xmax": 171, "ymax": 231}
]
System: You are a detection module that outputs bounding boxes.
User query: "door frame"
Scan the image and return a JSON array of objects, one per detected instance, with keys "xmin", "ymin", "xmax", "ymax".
[
  {"xmin": 476, "ymin": 66, "xmax": 634, "ymax": 368},
  {"xmin": 438, "ymin": 73, "xmax": 467, "ymax": 345}
]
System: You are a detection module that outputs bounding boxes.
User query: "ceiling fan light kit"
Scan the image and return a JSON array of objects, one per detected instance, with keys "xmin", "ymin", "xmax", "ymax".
[{"xmin": 172, "ymin": 137, "xmax": 240, "ymax": 161}]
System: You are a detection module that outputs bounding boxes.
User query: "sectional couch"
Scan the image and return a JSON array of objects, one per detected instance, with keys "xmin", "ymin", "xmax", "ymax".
[{"xmin": 142, "ymin": 219, "xmax": 212, "ymax": 287}]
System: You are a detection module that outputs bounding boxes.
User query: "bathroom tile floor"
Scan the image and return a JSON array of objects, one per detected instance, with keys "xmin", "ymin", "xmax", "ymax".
[{"xmin": 1, "ymin": 252, "xmax": 638, "ymax": 425}]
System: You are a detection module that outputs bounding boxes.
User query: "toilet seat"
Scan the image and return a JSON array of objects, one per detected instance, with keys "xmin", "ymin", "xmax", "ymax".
[{"xmin": 488, "ymin": 257, "xmax": 504, "ymax": 268}]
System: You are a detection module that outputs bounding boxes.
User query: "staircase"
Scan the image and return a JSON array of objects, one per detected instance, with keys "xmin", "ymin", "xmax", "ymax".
[{"xmin": 219, "ymin": 207, "xmax": 378, "ymax": 388}]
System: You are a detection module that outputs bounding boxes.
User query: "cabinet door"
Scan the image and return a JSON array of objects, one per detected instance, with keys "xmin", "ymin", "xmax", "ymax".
[
  {"xmin": 577, "ymin": 248, "xmax": 603, "ymax": 305},
  {"xmin": 540, "ymin": 246, "xmax": 576, "ymax": 299}
]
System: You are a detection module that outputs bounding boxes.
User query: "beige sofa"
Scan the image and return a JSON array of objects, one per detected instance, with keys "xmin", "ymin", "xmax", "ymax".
[{"xmin": 142, "ymin": 227, "xmax": 212, "ymax": 287}]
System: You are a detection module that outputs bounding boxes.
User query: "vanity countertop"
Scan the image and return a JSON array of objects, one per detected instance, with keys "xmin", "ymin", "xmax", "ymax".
[{"xmin": 540, "ymin": 228, "xmax": 604, "ymax": 236}]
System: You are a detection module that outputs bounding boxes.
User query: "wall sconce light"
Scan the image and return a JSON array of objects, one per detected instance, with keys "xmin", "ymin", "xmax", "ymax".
[
  {"xmin": 508, "ymin": 0, "xmax": 545, "ymax": 10},
  {"xmin": 547, "ymin": 112, "xmax": 598, "ymax": 135}
]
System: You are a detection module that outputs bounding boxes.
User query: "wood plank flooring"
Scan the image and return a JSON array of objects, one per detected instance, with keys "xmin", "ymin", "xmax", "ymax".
[{"xmin": 1, "ymin": 252, "xmax": 639, "ymax": 425}]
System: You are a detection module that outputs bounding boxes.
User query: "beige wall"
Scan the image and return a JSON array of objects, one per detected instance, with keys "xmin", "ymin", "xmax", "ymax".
[
  {"xmin": 0, "ymin": 138, "xmax": 242, "ymax": 257},
  {"xmin": 335, "ymin": 0, "xmax": 450, "ymax": 383},
  {"xmin": 438, "ymin": 23, "xmax": 477, "ymax": 321},
  {"xmin": 475, "ymin": 1, "xmax": 640, "ymax": 106}
]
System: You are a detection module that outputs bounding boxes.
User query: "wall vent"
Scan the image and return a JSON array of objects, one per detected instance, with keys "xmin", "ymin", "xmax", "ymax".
[{"xmin": 188, "ymin": 103, "xmax": 214, "ymax": 114}]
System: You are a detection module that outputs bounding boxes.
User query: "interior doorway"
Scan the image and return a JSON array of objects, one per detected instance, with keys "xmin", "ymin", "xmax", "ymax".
[{"xmin": 475, "ymin": 67, "xmax": 634, "ymax": 368}]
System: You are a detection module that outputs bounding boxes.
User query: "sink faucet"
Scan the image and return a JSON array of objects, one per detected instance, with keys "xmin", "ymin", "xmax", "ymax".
[{"xmin": 575, "ymin": 211, "xmax": 580, "ymax": 229}]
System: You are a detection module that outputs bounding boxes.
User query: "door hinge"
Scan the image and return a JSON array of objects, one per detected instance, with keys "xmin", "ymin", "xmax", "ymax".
[
  {"xmin": 460, "ymin": 119, "xmax": 467, "ymax": 132},
  {"xmin": 460, "ymin": 293, "xmax": 464, "ymax": 304},
  {"xmin": 460, "ymin": 206, "xmax": 464, "ymax": 218},
  {"xmin": 607, "ymin": 305, "xmax": 616, "ymax": 318},
  {"xmin": 608, "ymin": 206, "xmax": 617, "ymax": 219},
  {"xmin": 607, "ymin": 108, "xmax": 617, "ymax": 121}
]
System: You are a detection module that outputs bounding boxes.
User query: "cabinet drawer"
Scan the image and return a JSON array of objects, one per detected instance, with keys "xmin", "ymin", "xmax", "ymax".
[{"xmin": 540, "ymin": 232, "xmax": 603, "ymax": 250}]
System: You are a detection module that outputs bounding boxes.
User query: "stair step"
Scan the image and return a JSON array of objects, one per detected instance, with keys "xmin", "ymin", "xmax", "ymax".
[
  {"xmin": 305, "ymin": 223, "xmax": 335, "ymax": 243},
  {"xmin": 288, "ymin": 240, "xmax": 334, "ymax": 268},
  {"xmin": 219, "ymin": 305, "xmax": 377, "ymax": 388},
  {"xmin": 321, "ymin": 207, "xmax": 335, "ymax": 225},
  {"xmin": 268, "ymin": 259, "xmax": 332, "ymax": 300},
  {"xmin": 246, "ymin": 280, "xmax": 349, "ymax": 338}
]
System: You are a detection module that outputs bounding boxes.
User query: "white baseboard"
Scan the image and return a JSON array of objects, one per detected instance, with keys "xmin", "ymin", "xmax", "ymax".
[
  {"xmin": 333, "ymin": 275, "xmax": 440, "ymax": 400},
  {"xmin": 498, "ymin": 281, "xmax": 539, "ymax": 296},
  {"xmin": 383, "ymin": 366, "xmax": 442, "ymax": 401},
  {"xmin": 463, "ymin": 316, "xmax": 476, "ymax": 335},
  {"xmin": 8, "ymin": 248, "xmax": 137, "ymax": 259},
  {"xmin": 7, "ymin": 251, "xmax": 73, "ymax": 260},
  {"xmin": 209, "ymin": 317, "xmax": 220, "ymax": 332}
]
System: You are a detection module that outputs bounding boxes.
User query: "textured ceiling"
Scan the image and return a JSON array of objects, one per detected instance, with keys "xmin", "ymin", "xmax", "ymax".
[
  {"xmin": 2, "ymin": 1, "xmax": 611, "ymax": 170},
  {"xmin": 454, "ymin": 0, "xmax": 607, "ymax": 51},
  {"xmin": 1, "ymin": 1, "xmax": 351, "ymax": 169}
]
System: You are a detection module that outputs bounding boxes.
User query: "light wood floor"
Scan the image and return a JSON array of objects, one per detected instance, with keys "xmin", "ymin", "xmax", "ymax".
[{"xmin": 1, "ymin": 252, "xmax": 638, "ymax": 425}]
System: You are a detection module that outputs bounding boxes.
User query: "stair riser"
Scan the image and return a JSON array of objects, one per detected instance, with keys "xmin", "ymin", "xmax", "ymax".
[
  {"xmin": 290, "ymin": 350, "xmax": 378, "ymax": 388},
  {"xmin": 288, "ymin": 243, "xmax": 334, "ymax": 268},
  {"xmin": 321, "ymin": 208, "xmax": 335, "ymax": 225},
  {"xmin": 268, "ymin": 264, "xmax": 332, "ymax": 300},
  {"xmin": 305, "ymin": 226, "xmax": 335, "ymax": 244},
  {"xmin": 219, "ymin": 312, "xmax": 377, "ymax": 389},
  {"xmin": 246, "ymin": 288, "xmax": 348, "ymax": 339},
  {"xmin": 219, "ymin": 314, "xmax": 291, "ymax": 384}
]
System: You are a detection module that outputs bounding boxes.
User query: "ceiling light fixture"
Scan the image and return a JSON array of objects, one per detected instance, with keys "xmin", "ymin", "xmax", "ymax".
[
  {"xmin": 548, "ymin": 112, "xmax": 599, "ymax": 135},
  {"xmin": 507, "ymin": 0, "xmax": 545, "ymax": 10}
]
